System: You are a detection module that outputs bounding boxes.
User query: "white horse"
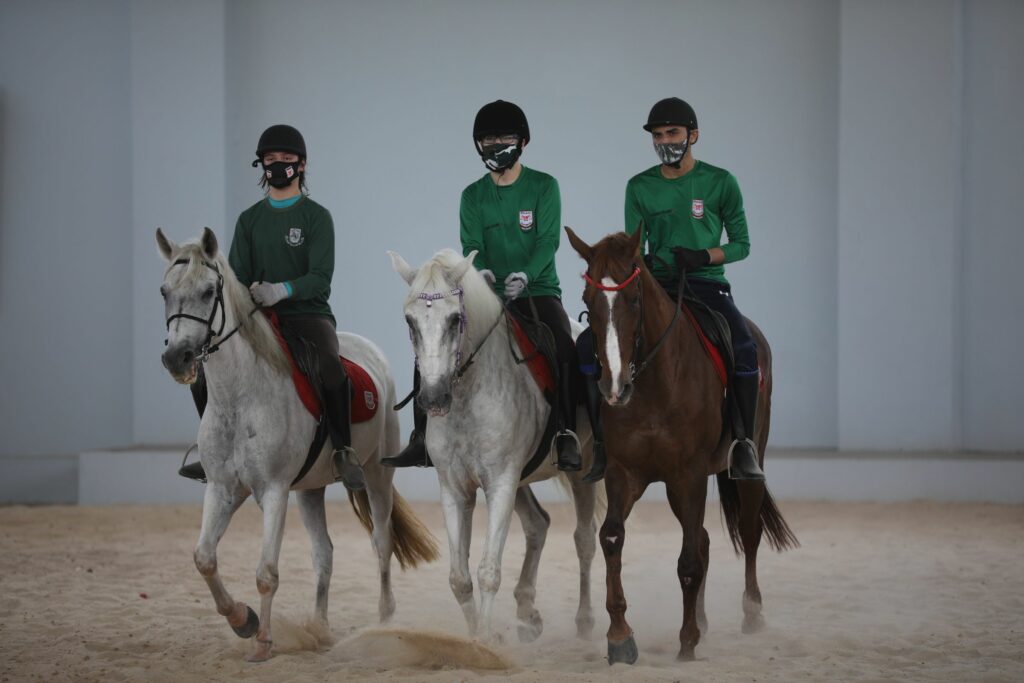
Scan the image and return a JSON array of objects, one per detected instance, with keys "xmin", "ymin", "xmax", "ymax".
[
  {"xmin": 157, "ymin": 228, "xmax": 438, "ymax": 661},
  {"xmin": 389, "ymin": 248, "xmax": 602, "ymax": 642}
]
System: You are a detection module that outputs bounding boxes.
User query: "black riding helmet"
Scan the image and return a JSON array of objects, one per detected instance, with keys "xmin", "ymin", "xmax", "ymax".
[
  {"xmin": 643, "ymin": 98, "xmax": 698, "ymax": 132},
  {"xmin": 251, "ymin": 124, "xmax": 306, "ymax": 167},
  {"xmin": 473, "ymin": 100, "xmax": 530, "ymax": 145}
]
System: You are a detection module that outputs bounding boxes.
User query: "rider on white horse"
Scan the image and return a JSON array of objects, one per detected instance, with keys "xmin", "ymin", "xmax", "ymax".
[
  {"xmin": 180, "ymin": 124, "xmax": 364, "ymax": 490},
  {"xmin": 384, "ymin": 100, "xmax": 597, "ymax": 475}
]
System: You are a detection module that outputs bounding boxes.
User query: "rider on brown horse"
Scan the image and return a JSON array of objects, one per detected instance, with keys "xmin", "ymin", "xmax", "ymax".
[{"xmin": 579, "ymin": 97, "xmax": 765, "ymax": 481}]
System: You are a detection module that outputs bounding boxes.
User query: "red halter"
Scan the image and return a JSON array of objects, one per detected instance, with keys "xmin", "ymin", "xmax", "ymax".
[{"xmin": 582, "ymin": 266, "xmax": 641, "ymax": 291}]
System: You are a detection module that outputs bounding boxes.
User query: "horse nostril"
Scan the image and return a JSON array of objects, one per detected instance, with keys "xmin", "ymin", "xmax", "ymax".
[{"xmin": 182, "ymin": 350, "xmax": 194, "ymax": 365}]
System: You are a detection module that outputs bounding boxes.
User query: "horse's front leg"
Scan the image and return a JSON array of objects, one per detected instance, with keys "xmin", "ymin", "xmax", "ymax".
[
  {"xmin": 439, "ymin": 483, "xmax": 478, "ymax": 635},
  {"xmin": 477, "ymin": 479, "xmax": 518, "ymax": 642},
  {"xmin": 511, "ymin": 486, "xmax": 549, "ymax": 643},
  {"xmin": 193, "ymin": 484, "xmax": 257, "ymax": 645},
  {"xmin": 666, "ymin": 476, "xmax": 709, "ymax": 661},
  {"xmin": 568, "ymin": 472, "xmax": 598, "ymax": 639},
  {"xmin": 248, "ymin": 484, "xmax": 290, "ymax": 662},
  {"xmin": 601, "ymin": 465, "xmax": 643, "ymax": 664}
]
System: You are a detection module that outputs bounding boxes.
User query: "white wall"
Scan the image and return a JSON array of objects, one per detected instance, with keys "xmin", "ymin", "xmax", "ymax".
[
  {"xmin": 0, "ymin": 1, "xmax": 133, "ymax": 457},
  {"xmin": 961, "ymin": 0, "xmax": 1024, "ymax": 450},
  {"xmin": 1, "ymin": 1, "xmax": 1021, "ymax": 503}
]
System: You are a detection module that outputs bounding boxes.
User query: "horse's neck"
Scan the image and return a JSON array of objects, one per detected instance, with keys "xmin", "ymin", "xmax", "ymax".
[
  {"xmin": 641, "ymin": 272, "xmax": 705, "ymax": 380},
  {"xmin": 203, "ymin": 303, "xmax": 283, "ymax": 406},
  {"xmin": 453, "ymin": 301, "xmax": 519, "ymax": 396}
]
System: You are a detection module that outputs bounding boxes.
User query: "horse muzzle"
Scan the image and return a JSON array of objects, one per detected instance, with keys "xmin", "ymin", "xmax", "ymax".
[
  {"xmin": 162, "ymin": 346, "xmax": 200, "ymax": 385},
  {"xmin": 600, "ymin": 377, "xmax": 634, "ymax": 407},
  {"xmin": 417, "ymin": 380, "xmax": 452, "ymax": 417}
]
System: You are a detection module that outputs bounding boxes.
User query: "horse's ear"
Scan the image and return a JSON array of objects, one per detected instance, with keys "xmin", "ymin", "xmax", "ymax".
[
  {"xmin": 627, "ymin": 225, "xmax": 644, "ymax": 257},
  {"xmin": 200, "ymin": 227, "xmax": 218, "ymax": 259},
  {"xmin": 564, "ymin": 226, "xmax": 593, "ymax": 263},
  {"xmin": 451, "ymin": 251, "xmax": 477, "ymax": 283},
  {"xmin": 156, "ymin": 228, "xmax": 177, "ymax": 261},
  {"xmin": 388, "ymin": 250, "xmax": 418, "ymax": 285}
]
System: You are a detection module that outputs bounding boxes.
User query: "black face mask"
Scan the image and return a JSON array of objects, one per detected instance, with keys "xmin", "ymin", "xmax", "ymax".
[
  {"xmin": 478, "ymin": 142, "xmax": 522, "ymax": 172},
  {"xmin": 262, "ymin": 160, "xmax": 302, "ymax": 188},
  {"xmin": 655, "ymin": 140, "xmax": 688, "ymax": 168}
]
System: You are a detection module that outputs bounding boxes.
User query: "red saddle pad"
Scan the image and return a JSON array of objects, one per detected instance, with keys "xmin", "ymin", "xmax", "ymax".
[
  {"xmin": 507, "ymin": 313, "xmax": 556, "ymax": 395},
  {"xmin": 262, "ymin": 311, "xmax": 379, "ymax": 423}
]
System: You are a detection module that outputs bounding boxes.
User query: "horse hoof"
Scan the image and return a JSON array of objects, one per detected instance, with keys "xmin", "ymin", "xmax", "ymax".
[
  {"xmin": 517, "ymin": 613, "xmax": 543, "ymax": 643},
  {"xmin": 231, "ymin": 606, "xmax": 259, "ymax": 639},
  {"xmin": 677, "ymin": 647, "xmax": 696, "ymax": 662},
  {"xmin": 742, "ymin": 613, "xmax": 765, "ymax": 634},
  {"xmin": 245, "ymin": 643, "xmax": 272, "ymax": 662},
  {"xmin": 607, "ymin": 635, "xmax": 638, "ymax": 665}
]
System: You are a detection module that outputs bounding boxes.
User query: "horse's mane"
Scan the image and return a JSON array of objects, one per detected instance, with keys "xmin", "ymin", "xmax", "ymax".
[
  {"xmin": 407, "ymin": 249, "xmax": 503, "ymax": 343},
  {"xmin": 166, "ymin": 241, "xmax": 290, "ymax": 376}
]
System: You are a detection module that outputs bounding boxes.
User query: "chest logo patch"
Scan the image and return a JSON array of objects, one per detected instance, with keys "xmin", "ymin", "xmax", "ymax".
[
  {"xmin": 285, "ymin": 227, "xmax": 305, "ymax": 247},
  {"xmin": 692, "ymin": 200, "xmax": 704, "ymax": 219},
  {"xmin": 519, "ymin": 210, "xmax": 534, "ymax": 230}
]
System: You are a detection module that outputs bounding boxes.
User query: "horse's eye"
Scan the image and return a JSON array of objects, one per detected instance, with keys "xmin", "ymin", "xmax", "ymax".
[
  {"xmin": 628, "ymin": 297, "xmax": 640, "ymax": 310},
  {"xmin": 200, "ymin": 287, "xmax": 215, "ymax": 301},
  {"xmin": 448, "ymin": 315, "xmax": 461, "ymax": 330}
]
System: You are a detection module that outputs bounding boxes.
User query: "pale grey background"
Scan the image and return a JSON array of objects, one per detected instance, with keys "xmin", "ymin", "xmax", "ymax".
[{"xmin": 1, "ymin": 0, "xmax": 1021, "ymax": 503}]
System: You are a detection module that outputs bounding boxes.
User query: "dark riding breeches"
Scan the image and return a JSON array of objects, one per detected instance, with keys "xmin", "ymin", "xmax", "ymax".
[
  {"xmin": 685, "ymin": 277, "xmax": 758, "ymax": 375},
  {"xmin": 278, "ymin": 314, "xmax": 346, "ymax": 391}
]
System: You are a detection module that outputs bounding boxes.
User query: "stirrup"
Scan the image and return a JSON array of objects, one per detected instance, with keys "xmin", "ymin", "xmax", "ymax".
[
  {"xmin": 178, "ymin": 443, "xmax": 207, "ymax": 483},
  {"xmin": 553, "ymin": 430, "xmax": 583, "ymax": 471},
  {"xmin": 727, "ymin": 438, "xmax": 765, "ymax": 481}
]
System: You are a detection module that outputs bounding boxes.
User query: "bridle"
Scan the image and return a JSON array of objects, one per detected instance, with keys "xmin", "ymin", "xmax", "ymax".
[
  {"xmin": 582, "ymin": 263, "xmax": 684, "ymax": 382},
  {"xmin": 413, "ymin": 286, "xmax": 503, "ymax": 383},
  {"xmin": 164, "ymin": 258, "xmax": 257, "ymax": 363}
]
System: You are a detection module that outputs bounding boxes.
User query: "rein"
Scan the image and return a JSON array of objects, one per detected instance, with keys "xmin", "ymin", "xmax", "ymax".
[{"xmin": 164, "ymin": 258, "xmax": 259, "ymax": 363}]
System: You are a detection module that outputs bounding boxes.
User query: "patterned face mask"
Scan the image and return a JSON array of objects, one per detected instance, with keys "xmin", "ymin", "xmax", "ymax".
[
  {"xmin": 478, "ymin": 142, "xmax": 522, "ymax": 172},
  {"xmin": 654, "ymin": 140, "xmax": 688, "ymax": 168},
  {"xmin": 263, "ymin": 160, "xmax": 302, "ymax": 188}
]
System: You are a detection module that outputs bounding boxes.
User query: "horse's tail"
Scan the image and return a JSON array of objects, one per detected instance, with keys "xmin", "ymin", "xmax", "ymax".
[
  {"xmin": 348, "ymin": 487, "xmax": 440, "ymax": 570},
  {"xmin": 716, "ymin": 472, "xmax": 799, "ymax": 555}
]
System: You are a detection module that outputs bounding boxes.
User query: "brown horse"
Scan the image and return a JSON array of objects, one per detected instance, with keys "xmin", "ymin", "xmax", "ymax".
[{"xmin": 564, "ymin": 227, "xmax": 797, "ymax": 664}]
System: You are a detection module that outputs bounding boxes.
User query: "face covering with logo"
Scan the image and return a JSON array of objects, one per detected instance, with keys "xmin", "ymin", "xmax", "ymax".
[
  {"xmin": 479, "ymin": 142, "xmax": 522, "ymax": 172},
  {"xmin": 263, "ymin": 160, "xmax": 302, "ymax": 188},
  {"xmin": 654, "ymin": 139, "xmax": 688, "ymax": 168}
]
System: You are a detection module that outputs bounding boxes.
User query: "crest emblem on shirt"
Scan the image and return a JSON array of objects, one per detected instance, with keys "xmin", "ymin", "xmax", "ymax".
[
  {"xmin": 285, "ymin": 227, "xmax": 304, "ymax": 247},
  {"xmin": 364, "ymin": 391, "xmax": 376, "ymax": 411},
  {"xmin": 519, "ymin": 210, "xmax": 534, "ymax": 230},
  {"xmin": 691, "ymin": 199, "xmax": 705, "ymax": 219}
]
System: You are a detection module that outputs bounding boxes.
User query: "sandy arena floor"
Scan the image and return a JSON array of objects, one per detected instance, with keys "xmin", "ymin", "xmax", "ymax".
[{"xmin": 1, "ymin": 497, "xmax": 1021, "ymax": 682}]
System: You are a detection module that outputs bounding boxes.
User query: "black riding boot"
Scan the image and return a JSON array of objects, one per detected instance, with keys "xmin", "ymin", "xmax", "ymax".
[
  {"xmin": 179, "ymin": 368, "xmax": 208, "ymax": 482},
  {"xmin": 581, "ymin": 373, "xmax": 607, "ymax": 482},
  {"xmin": 554, "ymin": 363, "xmax": 582, "ymax": 471},
  {"xmin": 728, "ymin": 372, "xmax": 766, "ymax": 481},
  {"xmin": 381, "ymin": 369, "xmax": 433, "ymax": 468},
  {"xmin": 326, "ymin": 378, "xmax": 365, "ymax": 491}
]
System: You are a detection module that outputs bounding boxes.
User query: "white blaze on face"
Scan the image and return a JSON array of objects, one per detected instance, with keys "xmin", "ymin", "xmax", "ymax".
[{"xmin": 602, "ymin": 277, "xmax": 624, "ymax": 400}]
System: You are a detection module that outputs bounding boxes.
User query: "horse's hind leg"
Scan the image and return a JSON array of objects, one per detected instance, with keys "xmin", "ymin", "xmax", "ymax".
[
  {"xmin": 738, "ymin": 480, "xmax": 766, "ymax": 633},
  {"xmin": 568, "ymin": 473, "xmax": 597, "ymax": 639},
  {"xmin": 362, "ymin": 460, "xmax": 397, "ymax": 622},
  {"xmin": 194, "ymin": 485, "xmax": 257, "ymax": 645},
  {"xmin": 512, "ymin": 485, "xmax": 549, "ymax": 643},
  {"xmin": 296, "ymin": 487, "xmax": 333, "ymax": 627},
  {"xmin": 697, "ymin": 526, "xmax": 710, "ymax": 634},
  {"xmin": 249, "ymin": 484, "xmax": 290, "ymax": 662},
  {"xmin": 666, "ymin": 476, "xmax": 709, "ymax": 661},
  {"xmin": 601, "ymin": 466, "xmax": 644, "ymax": 664}
]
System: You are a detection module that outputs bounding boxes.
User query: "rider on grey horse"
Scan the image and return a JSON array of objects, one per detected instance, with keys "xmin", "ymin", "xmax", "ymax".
[
  {"xmin": 383, "ymin": 100, "xmax": 602, "ymax": 477},
  {"xmin": 180, "ymin": 124, "xmax": 364, "ymax": 490}
]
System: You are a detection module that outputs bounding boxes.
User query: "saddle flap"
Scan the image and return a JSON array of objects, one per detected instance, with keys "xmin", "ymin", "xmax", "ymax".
[
  {"xmin": 680, "ymin": 297, "xmax": 731, "ymax": 386},
  {"xmin": 505, "ymin": 310, "xmax": 557, "ymax": 396}
]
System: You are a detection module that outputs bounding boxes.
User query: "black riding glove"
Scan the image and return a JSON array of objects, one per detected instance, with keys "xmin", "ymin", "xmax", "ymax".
[{"xmin": 672, "ymin": 247, "xmax": 711, "ymax": 272}]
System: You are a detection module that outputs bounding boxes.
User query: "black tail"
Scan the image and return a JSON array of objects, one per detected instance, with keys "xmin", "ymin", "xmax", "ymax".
[{"xmin": 716, "ymin": 472, "xmax": 799, "ymax": 555}]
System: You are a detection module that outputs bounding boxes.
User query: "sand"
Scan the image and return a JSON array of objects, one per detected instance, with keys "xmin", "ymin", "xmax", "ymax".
[{"xmin": 1, "ymin": 498, "xmax": 1022, "ymax": 682}]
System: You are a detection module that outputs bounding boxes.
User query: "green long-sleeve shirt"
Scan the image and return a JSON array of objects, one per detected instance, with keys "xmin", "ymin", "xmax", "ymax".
[
  {"xmin": 228, "ymin": 195, "xmax": 336, "ymax": 324},
  {"xmin": 460, "ymin": 166, "xmax": 562, "ymax": 297},
  {"xmin": 625, "ymin": 160, "xmax": 750, "ymax": 285}
]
